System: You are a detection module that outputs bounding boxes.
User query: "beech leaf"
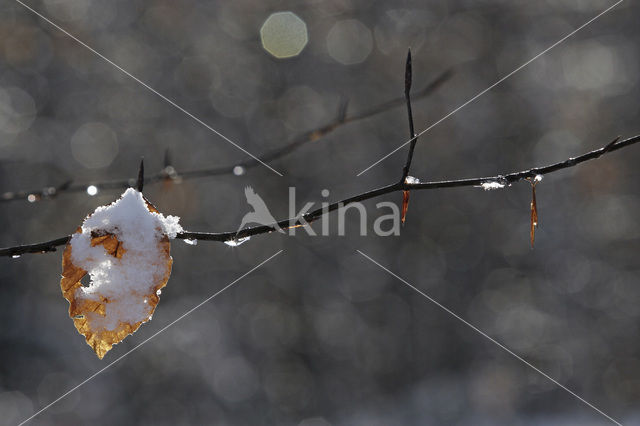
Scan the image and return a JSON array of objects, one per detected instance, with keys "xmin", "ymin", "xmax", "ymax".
[{"xmin": 60, "ymin": 188, "xmax": 182, "ymax": 358}]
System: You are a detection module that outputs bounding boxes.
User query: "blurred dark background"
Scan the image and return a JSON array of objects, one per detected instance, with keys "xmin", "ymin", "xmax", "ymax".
[{"xmin": 1, "ymin": 0, "xmax": 639, "ymax": 424}]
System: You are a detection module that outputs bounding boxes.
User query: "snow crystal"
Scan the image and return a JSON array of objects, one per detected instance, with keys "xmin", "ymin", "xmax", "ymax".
[
  {"xmin": 69, "ymin": 188, "xmax": 182, "ymax": 331},
  {"xmin": 404, "ymin": 176, "xmax": 420, "ymax": 184},
  {"xmin": 480, "ymin": 181, "xmax": 506, "ymax": 190},
  {"xmin": 534, "ymin": 174, "xmax": 543, "ymax": 183},
  {"xmin": 183, "ymin": 238, "xmax": 198, "ymax": 245},
  {"xmin": 225, "ymin": 236, "xmax": 251, "ymax": 247}
]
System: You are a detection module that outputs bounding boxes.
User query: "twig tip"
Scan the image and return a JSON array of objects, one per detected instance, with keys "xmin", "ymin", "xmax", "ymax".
[
  {"xmin": 405, "ymin": 48, "xmax": 412, "ymax": 95},
  {"xmin": 136, "ymin": 158, "xmax": 144, "ymax": 192}
]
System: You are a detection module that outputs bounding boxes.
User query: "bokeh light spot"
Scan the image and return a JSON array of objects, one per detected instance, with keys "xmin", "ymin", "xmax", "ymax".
[
  {"xmin": 260, "ymin": 12, "xmax": 308, "ymax": 59},
  {"xmin": 70, "ymin": 122, "xmax": 118, "ymax": 169},
  {"xmin": 86, "ymin": 185, "xmax": 98, "ymax": 196},
  {"xmin": 0, "ymin": 87, "xmax": 36, "ymax": 134},
  {"xmin": 326, "ymin": 19, "xmax": 373, "ymax": 65}
]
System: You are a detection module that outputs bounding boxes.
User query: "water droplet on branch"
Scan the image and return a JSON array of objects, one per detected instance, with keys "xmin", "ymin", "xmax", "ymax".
[{"xmin": 86, "ymin": 185, "xmax": 98, "ymax": 196}]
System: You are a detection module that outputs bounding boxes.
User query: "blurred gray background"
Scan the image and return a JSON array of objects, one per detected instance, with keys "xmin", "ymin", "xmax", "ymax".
[{"xmin": 1, "ymin": 0, "xmax": 640, "ymax": 424}]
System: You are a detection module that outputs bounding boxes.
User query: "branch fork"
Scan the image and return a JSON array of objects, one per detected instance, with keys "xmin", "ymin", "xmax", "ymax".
[{"xmin": 1, "ymin": 52, "xmax": 639, "ymax": 257}]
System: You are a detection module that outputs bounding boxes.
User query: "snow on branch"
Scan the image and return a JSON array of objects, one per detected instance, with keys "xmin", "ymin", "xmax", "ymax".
[
  {"xmin": 1, "ymin": 52, "xmax": 639, "ymax": 257},
  {"xmin": 2, "ymin": 130, "xmax": 638, "ymax": 257}
]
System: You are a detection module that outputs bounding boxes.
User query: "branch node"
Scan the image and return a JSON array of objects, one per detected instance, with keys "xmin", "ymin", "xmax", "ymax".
[{"xmin": 603, "ymin": 135, "xmax": 621, "ymax": 154}]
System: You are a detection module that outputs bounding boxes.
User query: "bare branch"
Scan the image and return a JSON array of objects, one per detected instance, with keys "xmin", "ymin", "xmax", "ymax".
[
  {"xmin": 2, "ymin": 134, "xmax": 638, "ymax": 257},
  {"xmin": 0, "ymin": 70, "xmax": 452, "ymax": 204},
  {"xmin": 1, "ymin": 236, "xmax": 71, "ymax": 257}
]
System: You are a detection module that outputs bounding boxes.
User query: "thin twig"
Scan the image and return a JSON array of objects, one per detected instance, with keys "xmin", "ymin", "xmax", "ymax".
[
  {"xmin": 401, "ymin": 49, "xmax": 418, "ymax": 182},
  {"xmin": 136, "ymin": 159, "xmax": 144, "ymax": 193},
  {"xmin": 400, "ymin": 49, "xmax": 418, "ymax": 224},
  {"xmin": 1, "ymin": 236, "xmax": 72, "ymax": 256},
  {"xmin": 2, "ymin": 134, "xmax": 638, "ymax": 257},
  {"xmin": 0, "ymin": 70, "xmax": 452, "ymax": 204}
]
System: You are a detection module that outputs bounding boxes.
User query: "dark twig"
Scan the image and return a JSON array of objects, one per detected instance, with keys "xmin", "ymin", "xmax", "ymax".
[
  {"xmin": 401, "ymin": 49, "xmax": 418, "ymax": 182},
  {"xmin": 400, "ymin": 49, "xmax": 418, "ymax": 224},
  {"xmin": 136, "ymin": 159, "xmax": 144, "ymax": 192},
  {"xmin": 0, "ymin": 70, "xmax": 452, "ymax": 204},
  {"xmin": 1, "ymin": 236, "xmax": 71, "ymax": 257},
  {"xmin": 2, "ymin": 134, "xmax": 638, "ymax": 257}
]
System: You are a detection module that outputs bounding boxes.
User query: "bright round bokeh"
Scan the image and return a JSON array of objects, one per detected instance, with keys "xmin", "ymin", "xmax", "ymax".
[
  {"xmin": 260, "ymin": 12, "xmax": 308, "ymax": 59},
  {"xmin": 70, "ymin": 122, "xmax": 119, "ymax": 169},
  {"xmin": 326, "ymin": 19, "xmax": 373, "ymax": 65}
]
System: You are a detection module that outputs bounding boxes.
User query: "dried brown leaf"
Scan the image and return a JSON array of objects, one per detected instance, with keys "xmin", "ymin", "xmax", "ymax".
[
  {"xmin": 401, "ymin": 190, "xmax": 410, "ymax": 225},
  {"xmin": 529, "ymin": 181, "xmax": 539, "ymax": 248},
  {"xmin": 60, "ymin": 197, "xmax": 172, "ymax": 359}
]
